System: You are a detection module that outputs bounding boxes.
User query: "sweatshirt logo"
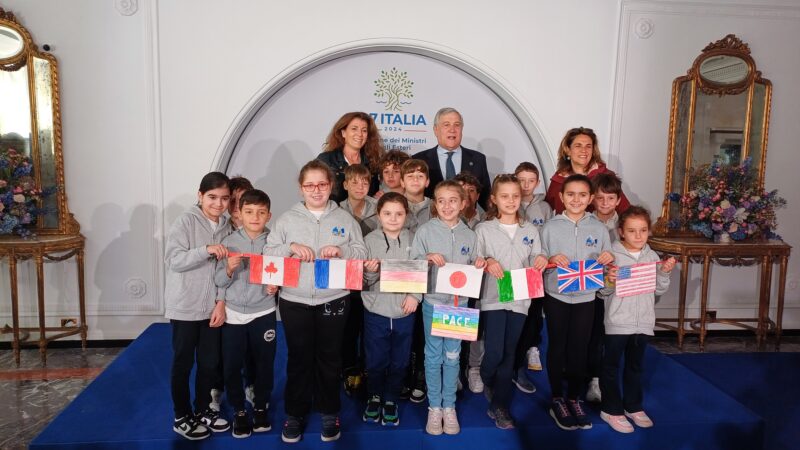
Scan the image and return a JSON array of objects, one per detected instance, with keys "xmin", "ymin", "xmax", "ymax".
[
  {"xmin": 460, "ymin": 245, "xmax": 470, "ymax": 255},
  {"xmin": 522, "ymin": 236, "xmax": 534, "ymax": 246},
  {"xmin": 585, "ymin": 235, "xmax": 598, "ymax": 247},
  {"xmin": 264, "ymin": 329, "xmax": 276, "ymax": 342},
  {"xmin": 531, "ymin": 218, "xmax": 544, "ymax": 226},
  {"xmin": 332, "ymin": 226, "xmax": 346, "ymax": 237}
]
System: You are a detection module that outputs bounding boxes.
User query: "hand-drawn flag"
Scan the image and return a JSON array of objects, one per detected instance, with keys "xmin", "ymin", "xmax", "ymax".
[
  {"xmin": 249, "ymin": 255, "xmax": 301, "ymax": 288},
  {"xmin": 615, "ymin": 262, "xmax": 658, "ymax": 297},
  {"xmin": 430, "ymin": 305, "xmax": 480, "ymax": 341},
  {"xmin": 435, "ymin": 263, "xmax": 483, "ymax": 299},
  {"xmin": 557, "ymin": 259, "xmax": 604, "ymax": 294},
  {"xmin": 497, "ymin": 267, "xmax": 545, "ymax": 302},
  {"xmin": 314, "ymin": 259, "xmax": 364, "ymax": 290},
  {"xmin": 380, "ymin": 259, "xmax": 428, "ymax": 294}
]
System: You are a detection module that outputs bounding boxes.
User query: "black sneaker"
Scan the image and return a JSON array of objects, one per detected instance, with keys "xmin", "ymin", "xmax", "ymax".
[
  {"xmin": 321, "ymin": 414, "xmax": 341, "ymax": 442},
  {"xmin": 410, "ymin": 373, "xmax": 427, "ymax": 403},
  {"xmin": 381, "ymin": 401, "xmax": 400, "ymax": 426},
  {"xmin": 363, "ymin": 394, "xmax": 381, "ymax": 423},
  {"xmin": 550, "ymin": 397, "xmax": 577, "ymax": 431},
  {"xmin": 282, "ymin": 415, "xmax": 305, "ymax": 443},
  {"xmin": 567, "ymin": 399, "xmax": 593, "ymax": 429},
  {"xmin": 173, "ymin": 414, "xmax": 210, "ymax": 440},
  {"xmin": 398, "ymin": 386, "xmax": 412, "ymax": 401},
  {"xmin": 232, "ymin": 410, "xmax": 252, "ymax": 438},
  {"xmin": 253, "ymin": 408, "xmax": 271, "ymax": 432},
  {"xmin": 197, "ymin": 408, "xmax": 230, "ymax": 432}
]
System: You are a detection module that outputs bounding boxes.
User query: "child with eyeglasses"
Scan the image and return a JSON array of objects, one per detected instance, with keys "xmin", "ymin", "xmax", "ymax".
[{"xmin": 264, "ymin": 160, "xmax": 367, "ymax": 443}]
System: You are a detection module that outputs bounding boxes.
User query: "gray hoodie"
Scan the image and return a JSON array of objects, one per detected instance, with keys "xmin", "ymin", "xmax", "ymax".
[
  {"xmin": 475, "ymin": 219, "xmax": 546, "ymax": 315},
  {"xmin": 362, "ymin": 229, "xmax": 420, "ymax": 318},
  {"xmin": 522, "ymin": 194, "xmax": 552, "ymax": 231},
  {"xmin": 541, "ymin": 212, "xmax": 612, "ymax": 304},
  {"xmin": 264, "ymin": 201, "xmax": 366, "ymax": 305},
  {"xmin": 214, "ymin": 228, "xmax": 276, "ymax": 314},
  {"xmin": 339, "ymin": 196, "xmax": 379, "ymax": 237},
  {"xmin": 599, "ymin": 241, "xmax": 671, "ymax": 335},
  {"xmin": 410, "ymin": 217, "xmax": 478, "ymax": 306},
  {"xmin": 404, "ymin": 197, "xmax": 432, "ymax": 233},
  {"xmin": 593, "ymin": 211, "xmax": 619, "ymax": 243},
  {"xmin": 164, "ymin": 206, "xmax": 231, "ymax": 321}
]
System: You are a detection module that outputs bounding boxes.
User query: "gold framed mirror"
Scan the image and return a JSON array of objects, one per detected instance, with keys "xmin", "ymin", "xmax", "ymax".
[
  {"xmin": 654, "ymin": 35, "xmax": 772, "ymax": 236},
  {"xmin": 0, "ymin": 8, "xmax": 76, "ymax": 236}
]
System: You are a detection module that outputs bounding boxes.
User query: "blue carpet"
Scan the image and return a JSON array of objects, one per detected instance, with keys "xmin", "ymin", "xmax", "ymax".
[
  {"xmin": 670, "ymin": 352, "xmax": 800, "ymax": 450},
  {"xmin": 32, "ymin": 323, "xmax": 765, "ymax": 449}
]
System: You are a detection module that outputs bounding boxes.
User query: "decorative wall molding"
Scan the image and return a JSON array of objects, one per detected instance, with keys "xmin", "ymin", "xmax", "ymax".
[
  {"xmin": 115, "ymin": 0, "xmax": 138, "ymax": 16},
  {"xmin": 125, "ymin": 277, "xmax": 147, "ymax": 299},
  {"xmin": 634, "ymin": 18, "xmax": 654, "ymax": 39}
]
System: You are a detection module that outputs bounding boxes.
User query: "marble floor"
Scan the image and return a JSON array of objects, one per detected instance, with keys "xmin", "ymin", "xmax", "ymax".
[{"xmin": 0, "ymin": 335, "xmax": 797, "ymax": 449}]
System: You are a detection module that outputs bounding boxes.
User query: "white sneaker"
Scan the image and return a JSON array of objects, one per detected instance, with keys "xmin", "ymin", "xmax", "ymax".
[
  {"xmin": 442, "ymin": 407, "xmax": 460, "ymax": 435},
  {"xmin": 467, "ymin": 367, "xmax": 484, "ymax": 393},
  {"xmin": 586, "ymin": 377, "xmax": 602, "ymax": 403},
  {"xmin": 245, "ymin": 385, "xmax": 255, "ymax": 407},
  {"xmin": 426, "ymin": 407, "xmax": 443, "ymax": 435},
  {"xmin": 210, "ymin": 388, "xmax": 222, "ymax": 412},
  {"xmin": 527, "ymin": 347, "xmax": 542, "ymax": 371}
]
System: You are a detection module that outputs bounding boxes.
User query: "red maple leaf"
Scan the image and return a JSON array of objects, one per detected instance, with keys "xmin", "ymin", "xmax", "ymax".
[{"xmin": 264, "ymin": 262, "xmax": 278, "ymax": 278}]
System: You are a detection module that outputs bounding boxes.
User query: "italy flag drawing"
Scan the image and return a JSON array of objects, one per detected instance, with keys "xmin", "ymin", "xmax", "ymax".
[
  {"xmin": 249, "ymin": 255, "xmax": 301, "ymax": 288},
  {"xmin": 497, "ymin": 267, "xmax": 545, "ymax": 302},
  {"xmin": 314, "ymin": 259, "xmax": 364, "ymax": 290}
]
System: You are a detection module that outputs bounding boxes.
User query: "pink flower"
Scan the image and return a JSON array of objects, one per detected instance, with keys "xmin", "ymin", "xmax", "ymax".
[{"xmin": 13, "ymin": 194, "xmax": 25, "ymax": 203}]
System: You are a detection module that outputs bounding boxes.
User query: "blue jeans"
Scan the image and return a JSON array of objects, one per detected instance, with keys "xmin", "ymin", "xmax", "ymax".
[
  {"xmin": 363, "ymin": 310, "xmax": 415, "ymax": 402},
  {"xmin": 422, "ymin": 301, "xmax": 461, "ymax": 409}
]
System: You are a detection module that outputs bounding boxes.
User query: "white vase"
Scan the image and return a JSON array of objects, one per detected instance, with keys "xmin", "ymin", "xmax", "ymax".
[{"xmin": 716, "ymin": 232, "xmax": 732, "ymax": 243}]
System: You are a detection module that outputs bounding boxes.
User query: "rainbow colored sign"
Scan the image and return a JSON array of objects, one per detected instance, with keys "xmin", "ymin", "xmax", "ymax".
[{"xmin": 430, "ymin": 305, "xmax": 479, "ymax": 341}]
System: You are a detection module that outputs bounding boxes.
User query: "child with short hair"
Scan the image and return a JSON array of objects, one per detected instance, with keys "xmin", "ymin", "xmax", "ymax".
[
  {"xmin": 361, "ymin": 192, "xmax": 420, "ymax": 426},
  {"xmin": 376, "ymin": 150, "xmax": 410, "ymax": 198},
  {"xmin": 401, "ymin": 159, "xmax": 432, "ymax": 232},
  {"xmin": 515, "ymin": 162, "xmax": 552, "ymax": 229},
  {"xmin": 599, "ymin": 206, "xmax": 675, "ymax": 433},
  {"xmin": 228, "ymin": 176, "xmax": 255, "ymax": 230},
  {"xmin": 165, "ymin": 171, "xmax": 232, "ymax": 440},
  {"xmin": 475, "ymin": 174, "xmax": 548, "ymax": 429},
  {"xmin": 411, "ymin": 180, "xmax": 485, "ymax": 436},
  {"xmin": 340, "ymin": 164, "xmax": 379, "ymax": 236},
  {"xmin": 541, "ymin": 174, "xmax": 614, "ymax": 431},
  {"xmin": 453, "ymin": 172, "xmax": 484, "ymax": 229},
  {"xmin": 215, "ymin": 189, "xmax": 277, "ymax": 438}
]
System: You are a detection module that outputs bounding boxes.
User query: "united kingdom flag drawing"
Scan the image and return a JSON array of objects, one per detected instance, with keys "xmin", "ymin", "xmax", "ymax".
[{"xmin": 557, "ymin": 259, "xmax": 605, "ymax": 293}]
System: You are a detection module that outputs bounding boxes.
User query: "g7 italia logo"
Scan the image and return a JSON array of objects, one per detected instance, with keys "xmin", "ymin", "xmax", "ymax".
[{"xmin": 374, "ymin": 67, "xmax": 414, "ymax": 111}]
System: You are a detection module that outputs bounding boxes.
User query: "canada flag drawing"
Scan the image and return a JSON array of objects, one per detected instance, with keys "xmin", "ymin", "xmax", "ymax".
[{"xmin": 249, "ymin": 255, "xmax": 301, "ymax": 288}]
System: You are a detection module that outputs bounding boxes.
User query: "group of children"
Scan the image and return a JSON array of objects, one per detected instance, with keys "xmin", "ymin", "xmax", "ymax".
[{"xmin": 164, "ymin": 147, "xmax": 676, "ymax": 442}]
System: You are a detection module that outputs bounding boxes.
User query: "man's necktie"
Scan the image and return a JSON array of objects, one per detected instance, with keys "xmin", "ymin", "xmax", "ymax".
[{"xmin": 445, "ymin": 151, "xmax": 456, "ymax": 180}]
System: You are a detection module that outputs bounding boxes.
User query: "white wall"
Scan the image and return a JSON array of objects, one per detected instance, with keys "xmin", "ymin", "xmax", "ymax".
[{"xmin": 0, "ymin": 0, "xmax": 798, "ymax": 339}]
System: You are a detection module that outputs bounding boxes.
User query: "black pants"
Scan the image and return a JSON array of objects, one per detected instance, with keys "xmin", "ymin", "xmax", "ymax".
[
  {"xmin": 341, "ymin": 291, "xmax": 364, "ymax": 372},
  {"xmin": 481, "ymin": 310, "xmax": 525, "ymax": 410},
  {"xmin": 280, "ymin": 296, "xmax": 350, "ymax": 416},
  {"xmin": 587, "ymin": 295, "xmax": 606, "ymax": 378},
  {"xmin": 170, "ymin": 319, "xmax": 221, "ymax": 419},
  {"xmin": 405, "ymin": 306, "xmax": 426, "ymax": 387},
  {"xmin": 601, "ymin": 334, "xmax": 648, "ymax": 415},
  {"xmin": 543, "ymin": 295, "xmax": 595, "ymax": 399},
  {"xmin": 514, "ymin": 298, "xmax": 544, "ymax": 371},
  {"xmin": 222, "ymin": 312, "xmax": 277, "ymax": 411}
]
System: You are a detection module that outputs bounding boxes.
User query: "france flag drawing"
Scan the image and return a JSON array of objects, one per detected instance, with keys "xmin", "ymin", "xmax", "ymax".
[{"xmin": 314, "ymin": 259, "xmax": 364, "ymax": 290}]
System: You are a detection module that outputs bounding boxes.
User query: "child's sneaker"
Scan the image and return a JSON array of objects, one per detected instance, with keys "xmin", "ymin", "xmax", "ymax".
[
  {"xmin": 512, "ymin": 367, "xmax": 536, "ymax": 393},
  {"xmin": 549, "ymin": 397, "xmax": 577, "ymax": 431},
  {"xmin": 425, "ymin": 407, "xmax": 443, "ymax": 435},
  {"xmin": 253, "ymin": 408, "xmax": 271, "ymax": 432},
  {"xmin": 487, "ymin": 407, "xmax": 515, "ymax": 430},
  {"xmin": 245, "ymin": 384, "xmax": 255, "ymax": 407},
  {"xmin": 601, "ymin": 411, "xmax": 634, "ymax": 433},
  {"xmin": 209, "ymin": 388, "xmax": 222, "ymax": 412},
  {"xmin": 527, "ymin": 347, "xmax": 543, "ymax": 371},
  {"xmin": 173, "ymin": 414, "xmax": 210, "ymax": 440},
  {"xmin": 381, "ymin": 401, "xmax": 400, "ymax": 426},
  {"xmin": 320, "ymin": 414, "xmax": 341, "ymax": 442},
  {"xmin": 343, "ymin": 367, "xmax": 362, "ymax": 397},
  {"xmin": 398, "ymin": 386, "xmax": 412, "ymax": 400},
  {"xmin": 197, "ymin": 408, "xmax": 230, "ymax": 432},
  {"xmin": 410, "ymin": 373, "xmax": 427, "ymax": 403},
  {"xmin": 625, "ymin": 410, "xmax": 654, "ymax": 428},
  {"xmin": 363, "ymin": 394, "xmax": 382, "ymax": 422},
  {"xmin": 281, "ymin": 415, "xmax": 305, "ymax": 443},
  {"xmin": 232, "ymin": 410, "xmax": 251, "ymax": 438},
  {"xmin": 567, "ymin": 399, "xmax": 592, "ymax": 429},
  {"xmin": 443, "ymin": 407, "xmax": 460, "ymax": 435},
  {"xmin": 586, "ymin": 377, "xmax": 602, "ymax": 402},
  {"xmin": 467, "ymin": 366, "xmax": 484, "ymax": 393}
]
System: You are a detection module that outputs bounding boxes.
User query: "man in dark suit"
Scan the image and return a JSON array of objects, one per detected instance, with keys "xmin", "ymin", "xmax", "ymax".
[{"xmin": 412, "ymin": 107, "xmax": 492, "ymax": 209}]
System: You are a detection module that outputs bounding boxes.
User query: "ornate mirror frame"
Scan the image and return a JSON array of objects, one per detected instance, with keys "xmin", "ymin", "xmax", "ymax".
[
  {"xmin": 0, "ymin": 8, "xmax": 76, "ymax": 235},
  {"xmin": 654, "ymin": 35, "xmax": 772, "ymax": 236}
]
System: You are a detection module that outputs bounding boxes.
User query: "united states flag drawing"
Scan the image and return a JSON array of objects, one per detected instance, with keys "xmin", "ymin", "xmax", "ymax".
[
  {"xmin": 615, "ymin": 262, "xmax": 658, "ymax": 297},
  {"xmin": 557, "ymin": 259, "xmax": 604, "ymax": 293}
]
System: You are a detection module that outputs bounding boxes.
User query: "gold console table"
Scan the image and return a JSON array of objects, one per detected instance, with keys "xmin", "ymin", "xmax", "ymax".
[
  {"xmin": 0, "ymin": 234, "xmax": 87, "ymax": 365},
  {"xmin": 649, "ymin": 237, "xmax": 791, "ymax": 351}
]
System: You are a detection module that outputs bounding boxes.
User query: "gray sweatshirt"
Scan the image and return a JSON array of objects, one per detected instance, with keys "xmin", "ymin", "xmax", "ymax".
[
  {"xmin": 522, "ymin": 194, "xmax": 552, "ymax": 231},
  {"xmin": 164, "ymin": 206, "xmax": 231, "ymax": 321},
  {"xmin": 410, "ymin": 217, "xmax": 478, "ymax": 306},
  {"xmin": 362, "ymin": 229, "xmax": 420, "ymax": 318},
  {"xmin": 339, "ymin": 196, "xmax": 379, "ymax": 237},
  {"xmin": 599, "ymin": 241, "xmax": 671, "ymax": 335},
  {"xmin": 541, "ymin": 212, "xmax": 612, "ymax": 304},
  {"xmin": 593, "ymin": 211, "xmax": 619, "ymax": 243},
  {"xmin": 475, "ymin": 219, "xmax": 546, "ymax": 315},
  {"xmin": 264, "ymin": 201, "xmax": 366, "ymax": 305},
  {"xmin": 214, "ymin": 228, "xmax": 276, "ymax": 314},
  {"xmin": 404, "ymin": 197, "xmax": 432, "ymax": 233}
]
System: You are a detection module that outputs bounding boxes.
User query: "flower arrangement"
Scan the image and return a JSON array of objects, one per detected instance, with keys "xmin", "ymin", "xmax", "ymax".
[
  {"xmin": 0, "ymin": 146, "xmax": 52, "ymax": 237},
  {"xmin": 669, "ymin": 158, "xmax": 786, "ymax": 241}
]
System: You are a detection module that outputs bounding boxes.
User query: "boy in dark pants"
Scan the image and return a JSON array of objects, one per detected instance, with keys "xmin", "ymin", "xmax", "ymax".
[{"xmin": 215, "ymin": 190, "xmax": 277, "ymax": 438}]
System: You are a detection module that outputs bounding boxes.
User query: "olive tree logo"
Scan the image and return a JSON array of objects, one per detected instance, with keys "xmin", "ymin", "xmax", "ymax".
[{"xmin": 373, "ymin": 67, "xmax": 414, "ymax": 111}]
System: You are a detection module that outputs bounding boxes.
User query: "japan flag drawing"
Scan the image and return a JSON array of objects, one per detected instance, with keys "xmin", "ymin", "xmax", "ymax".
[
  {"xmin": 249, "ymin": 255, "xmax": 301, "ymax": 288},
  {"xmin": 435, "ymin": 263, "xmax": 483, "ymax": 299}
]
